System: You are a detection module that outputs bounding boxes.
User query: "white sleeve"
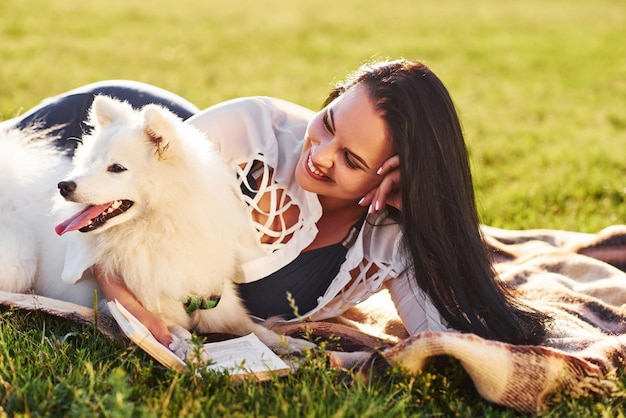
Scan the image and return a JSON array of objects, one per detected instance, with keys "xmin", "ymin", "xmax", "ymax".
[
  {"xmin": 185, "ymin": 96, "xmax": 313, "ymax": 166},
  {"xmin": 386, "ymin": 272, "xmax": 449, "ymax": 335}
]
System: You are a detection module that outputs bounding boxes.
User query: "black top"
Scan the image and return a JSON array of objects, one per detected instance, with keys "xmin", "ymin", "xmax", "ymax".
[
  {"xmin": 237, "ymin": 242, "xmax": 349, "ymax": 320},
  {"xmin": 237, "ymin": 166, "xmax": 365, "ymax": 319},
  {"xmin": 14, "ymin": 80, "xmax": 199, "ymax": 154}
]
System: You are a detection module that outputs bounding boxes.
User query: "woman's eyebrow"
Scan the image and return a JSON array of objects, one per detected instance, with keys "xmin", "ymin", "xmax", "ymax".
[
  {"xmin": 346, "ymin": 148, "xmax": 371, "ymax": 170},
  {"xmin": 327, "ymin": 107, "xmax": 336, "ymax": 132}
]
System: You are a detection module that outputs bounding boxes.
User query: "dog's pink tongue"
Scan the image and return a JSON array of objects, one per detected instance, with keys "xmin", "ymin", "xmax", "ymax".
[{"xmin": 55, "ymin": 203, "xmax": 112, "ymax": 235}]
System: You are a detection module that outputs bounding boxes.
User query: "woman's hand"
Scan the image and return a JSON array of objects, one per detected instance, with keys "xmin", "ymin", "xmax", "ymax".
[
  {"xmin": 360, "ymin": 155, "xmax": 401, "ymax": 213},
  {"xmin": 137, "ymin": 311, "xmax": 174, "ymax": 347},
  {"xmin": 94, "ymin": 264, "xmax": 174, "ymax": 346}
]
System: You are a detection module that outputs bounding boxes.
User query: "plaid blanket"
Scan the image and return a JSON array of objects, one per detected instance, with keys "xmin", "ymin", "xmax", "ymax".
[{"xmin": 337, "ymin": 225, "xmax": 626, "ymax": 412}]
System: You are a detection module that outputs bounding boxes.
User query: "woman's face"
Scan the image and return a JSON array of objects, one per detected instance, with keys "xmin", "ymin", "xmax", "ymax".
[{"xmin": 295, "ymin": 84, "xmax": 395, "ymax": 205}]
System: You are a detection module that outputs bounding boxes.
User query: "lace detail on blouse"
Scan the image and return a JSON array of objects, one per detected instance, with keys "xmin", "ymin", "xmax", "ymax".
[
  {"xmin": 236, "ymin": 157, "xmax": 302, "ymax": 252},
  {"xmin": 308, "ymin": 256, "xmax": 397, "ymax": 321},
  {"xmin": 341, "ymin": 259, "xmax": 393, "ymax": 305}
]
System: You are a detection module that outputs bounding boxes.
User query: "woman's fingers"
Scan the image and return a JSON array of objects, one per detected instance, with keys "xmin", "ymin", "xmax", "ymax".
[
  {"xmin": 147, "ymin": 316, "xmax": 174, "ymax": 347},
  {"xmin": 373, "ymin": 168, "xmax": 401, "ymax": 212},
  {"xmin": 358, "ymin": 188, "xmax": 377, "ymax": 208},
  {"xmin": 359, "ymin": 155, "xmax": 402, "ymax": 213},
  {"xmin": 376, "ymin": 155, "xmax": 400, "ymax": 176}
]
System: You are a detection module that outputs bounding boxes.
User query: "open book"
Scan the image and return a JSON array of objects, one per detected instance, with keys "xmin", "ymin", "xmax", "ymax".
[{"xmin": 107, "ymin": 299, "xmax": 291, "ymax": 380}]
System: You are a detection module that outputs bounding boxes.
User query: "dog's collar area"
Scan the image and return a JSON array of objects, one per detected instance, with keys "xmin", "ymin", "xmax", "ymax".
[{"xmin": 183, "ymin": 295, "xmax": 221, "ymax": 315}]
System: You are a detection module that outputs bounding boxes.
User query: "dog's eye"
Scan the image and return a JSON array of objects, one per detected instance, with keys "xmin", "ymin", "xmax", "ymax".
[{"xmin": 108, "ymin": 164, "xmax": 127, "ymax": 173}]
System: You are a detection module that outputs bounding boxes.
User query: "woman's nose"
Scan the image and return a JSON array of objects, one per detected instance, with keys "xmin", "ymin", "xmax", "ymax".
[{"xmin": 311, "ymin": 140, "xmax": 335, "ymax": 168}]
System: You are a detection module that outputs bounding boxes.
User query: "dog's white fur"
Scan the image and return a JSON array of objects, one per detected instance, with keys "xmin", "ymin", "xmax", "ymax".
[
  {"xmin": 0, "ymin": 128, "xmax": 102, "ymax": 307},
  {"xmin": 0, "ymin": 96, "xmax": 311, "ymax": 354}
]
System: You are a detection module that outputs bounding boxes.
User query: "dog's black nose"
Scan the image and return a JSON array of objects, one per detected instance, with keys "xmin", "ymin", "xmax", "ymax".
[{"xmin": 58, "ymin": 180, "xmax": 77, "ymax": 198}]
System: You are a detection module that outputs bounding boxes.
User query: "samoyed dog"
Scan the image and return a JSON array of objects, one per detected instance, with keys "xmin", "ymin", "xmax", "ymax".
[
  {"xmin": 56, "ymin": 96, "xmax": 312, "ymax": 352},
  {"xmin": 1, "ymin": 96, "xmax": 310, "ymax": 354},
  {"xmin": 0, "ymin": 128, "xmax": 103, "ymax": 308}
]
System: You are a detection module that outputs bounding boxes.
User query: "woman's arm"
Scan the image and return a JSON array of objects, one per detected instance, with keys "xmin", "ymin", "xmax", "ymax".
[
  {"xmin": 94, "ymin": 264, "xmax": 174, "ymax": 346},
  {"xmin": 385, "ymin": 273, "xmax": 449, "ymax": 336}
]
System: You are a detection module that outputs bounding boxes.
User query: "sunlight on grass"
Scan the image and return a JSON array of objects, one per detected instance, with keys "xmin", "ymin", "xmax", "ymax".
[{"xmin": 1, "ymin": 0, "xmax": 626, "ymax": 415}]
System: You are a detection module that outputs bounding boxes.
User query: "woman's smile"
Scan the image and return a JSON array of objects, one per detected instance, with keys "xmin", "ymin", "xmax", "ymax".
[{"xmin": 305, "ymin": 151, "xmax": 333, "ymax": 182}]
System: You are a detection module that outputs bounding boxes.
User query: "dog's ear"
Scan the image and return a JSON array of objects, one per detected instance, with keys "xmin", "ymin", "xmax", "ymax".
[
  {"xmin": 89, "ymin": 96, "xmax": 134, "ymax": 129},
  {"xmin": 142, "ymin": 105, "xmax": 181, "ymax": 160}
]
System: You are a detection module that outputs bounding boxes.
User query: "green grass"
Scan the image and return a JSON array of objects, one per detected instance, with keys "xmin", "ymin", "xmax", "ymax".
[
  {"xmin": 1, "ymin": 0, "xmax": 626, "ymax": 415},
  {"xmin": 0, "ymin": 309, "xmax": 527, "ymax": 417}
]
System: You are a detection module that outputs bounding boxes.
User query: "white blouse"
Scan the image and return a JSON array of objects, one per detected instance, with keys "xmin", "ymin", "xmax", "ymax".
[{"xmin": 187, "ymin": 96, "xmax": 447, "ymax": 335}]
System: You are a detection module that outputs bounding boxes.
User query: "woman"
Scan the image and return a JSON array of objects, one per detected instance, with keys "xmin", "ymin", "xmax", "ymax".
[{"xmin": 4, "ymin": 59, "xmax": 550, "ymax": 347}]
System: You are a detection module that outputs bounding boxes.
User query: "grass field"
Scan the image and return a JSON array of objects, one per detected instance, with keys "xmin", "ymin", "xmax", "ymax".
[{"xmin": 1, "ymin": 0, "xmax": 626, "ymax": 416}]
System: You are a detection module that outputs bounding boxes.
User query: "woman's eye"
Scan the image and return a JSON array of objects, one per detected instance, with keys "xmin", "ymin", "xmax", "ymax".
[
  {"xmin": 108, "ymin": 164, "xmax": 127, "ymax": 173},
  {"xmin": 343, "ymin": 151, "xmax": 359, "ymax": 169},
  {"xmin": 322, "ymin": 113, "xmax": 333, "ymax": 133}
]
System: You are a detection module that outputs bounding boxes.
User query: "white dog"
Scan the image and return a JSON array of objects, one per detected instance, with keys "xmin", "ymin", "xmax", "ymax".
[
  {"xmin": 1, "ymin": 96, "xmax": 311, "ymax": 355},
  {"xmin": 56, "ymin": 96, "xmax": 313, "ymax": 353}
]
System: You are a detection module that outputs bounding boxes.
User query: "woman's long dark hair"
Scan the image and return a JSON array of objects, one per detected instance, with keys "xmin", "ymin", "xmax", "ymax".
[{"xmin": 324, "ymin": 59, "xmax": 550, "ymax": 345}]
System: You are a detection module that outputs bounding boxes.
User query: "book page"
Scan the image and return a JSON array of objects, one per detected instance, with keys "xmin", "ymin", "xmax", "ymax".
[{"xmin": 202, "ymin": 333, "xmax": 290, "ymax": 376}]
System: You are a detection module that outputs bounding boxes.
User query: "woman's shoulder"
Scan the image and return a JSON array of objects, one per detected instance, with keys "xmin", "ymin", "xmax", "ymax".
[
  {"xmin": 348, "ymin": 210, "xmax": 405, "ymax": 270},
  {"xmin": 188, "ymin": 96, "xmax": 313, "ymax": 128},
  {"xmin": 186, "ymin": 96, "xmax": 312, "ymax": 160},
  {"xmin": 359, "ymin": 211, "xmax": 403, "ymax": 259}
]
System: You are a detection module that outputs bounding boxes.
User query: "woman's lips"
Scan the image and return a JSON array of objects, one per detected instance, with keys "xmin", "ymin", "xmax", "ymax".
[{"xmin": 306, "ymin": 152, "xmax": 332, "ymax": 182}]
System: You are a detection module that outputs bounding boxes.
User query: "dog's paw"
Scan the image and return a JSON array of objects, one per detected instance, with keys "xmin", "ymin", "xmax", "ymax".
[
  {"xmin": 167, "ymin": 325, "xmax": 212, "ymax": 364},
  {"xmin": 168, "ymin": 325, "xmax": 194, "ymax": 359},
  {"xmin": 169, "ymin": 324, "xmax": 192, "ymax": 341}
]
